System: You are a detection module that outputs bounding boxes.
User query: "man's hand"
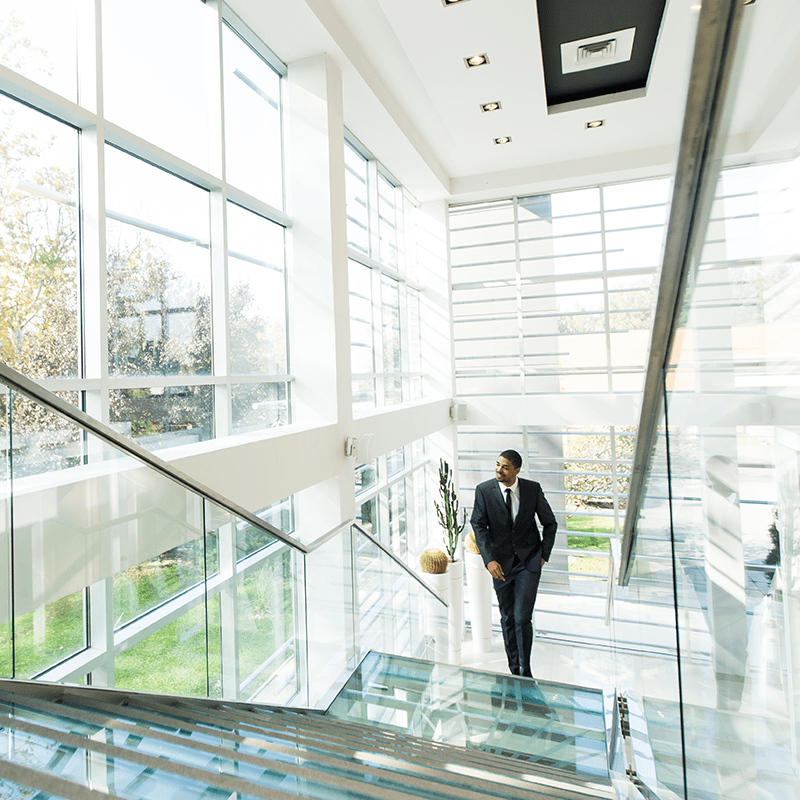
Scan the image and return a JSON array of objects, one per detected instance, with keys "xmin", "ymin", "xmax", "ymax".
[
  {"xmin": 541, "ymin": 557, "xmax": 546, "ymax": 568},
  {"xmin": 487, "ymin": 560, "xmax": 505, "ymax": 581}
]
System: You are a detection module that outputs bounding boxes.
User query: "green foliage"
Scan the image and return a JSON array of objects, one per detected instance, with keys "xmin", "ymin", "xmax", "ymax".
[{"xmin": 434, "ymin": 458, "xmax": 466, "ymax": 561}]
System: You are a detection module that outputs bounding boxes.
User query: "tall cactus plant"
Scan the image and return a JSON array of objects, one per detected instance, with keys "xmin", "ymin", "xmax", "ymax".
[{"xmin": 434, "ymin": 458, "xmax": 466, "ymax": 562}]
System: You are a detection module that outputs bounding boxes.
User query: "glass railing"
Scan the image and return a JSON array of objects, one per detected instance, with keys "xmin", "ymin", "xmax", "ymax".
[
  {"xmin": 0, "ymin": 362, "xmax": 447, "ymax": 708},
  {"xmin": 610, "ymin": 0, "xmax": 800, "ymax": 796}
]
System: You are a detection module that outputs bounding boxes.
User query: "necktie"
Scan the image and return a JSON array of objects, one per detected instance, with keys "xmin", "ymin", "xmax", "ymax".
[{"xmin": 505, "ymin": 487, "xmax": 513, "ymax": 520}]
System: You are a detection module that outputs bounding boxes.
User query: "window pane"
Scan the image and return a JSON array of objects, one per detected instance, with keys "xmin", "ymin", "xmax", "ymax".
[
  {"xmin": 12, "ymin": 589, "xmax": 85, "ymax": 679},
  {"xmin": 345, "ymin": 143, "xmax": 369, "ymax": 253},
  {"xmin": 114, "ymin": 536, "xmax": 214, "ymax": 630},
  {"xmin": 102, "ymin": 0, "xmax": 209, "ymax": 168},
  {"xmin": 109, "ymin": 386, "xmax": 213, "ymax": 450},
  {"xmin": 0, "ymin": 96, "xmax": 79, "ymax": 378},
  {"xmin": 0, "ymin": 0, "xmax": 78, "ymax": 101},
  {"xmin": 382, "ymin": 276, "xmax": 401, "ymax": 373},
  {"xmin": 105, "ymin": 146, "xmax": 211, "ymax": 377},
  {"xmin": 223, "ymin": 23, "xmax": 283, "ymax": 209},
  {"xmin": 227, "ymin": 203, "xmax": 287, "ymax": 375},
  {"xmin": 378, "ymin": 174, "xmax": 398, "ymax": 268},
  {"xmin": 231, "ymin": 382, "xmax": 288, "ymax": 433}
]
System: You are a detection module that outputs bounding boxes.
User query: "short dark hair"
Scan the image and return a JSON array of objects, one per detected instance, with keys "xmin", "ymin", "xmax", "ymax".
[{"xmin": 499, "ymin": 449, "xmax": 522, "ymax": 469}]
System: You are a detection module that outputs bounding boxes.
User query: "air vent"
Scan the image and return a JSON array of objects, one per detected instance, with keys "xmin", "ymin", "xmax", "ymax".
[{"xmin": 561, "ymin": 28, "xmax": 636, "ymax": 74}]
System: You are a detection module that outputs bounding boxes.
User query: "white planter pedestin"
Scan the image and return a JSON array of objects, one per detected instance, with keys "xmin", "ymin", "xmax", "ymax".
[
  {"xmin": 447, "ymin": 559, "xmax": 464, "ymax": 665},
  {"xmin": 421, "ymin": 571, "xmax": 449, "ymax": 663},
  {"xmin": 465, "ymin": 551, "xmax": 493, "ymax": 653}
]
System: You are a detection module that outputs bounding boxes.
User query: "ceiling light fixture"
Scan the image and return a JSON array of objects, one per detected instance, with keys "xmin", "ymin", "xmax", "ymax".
[
  {"xmin": 585, "ymin": 119, "xmax": 604, "ymax": 129},
  {"xmin": 494, "ymin": 136, "xmax": 511, "ymax": 145},
  {"xmin": 442, "ymin": 0, "xmax": 471, "ymax": 5},
  {"xmin": 480, "ymin": 101, "xmax": 502, "ymax": 112},
  {"xmin": 464, "ymin": 53, "xmax": 489, "ymax": 68}
]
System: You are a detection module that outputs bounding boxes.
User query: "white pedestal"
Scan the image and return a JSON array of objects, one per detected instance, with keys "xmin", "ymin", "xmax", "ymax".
[
  {"xmin": 465, "ymin": 551, "xmax": 493, "ymax": 653},
  {"xmin": 421, "ymin": 571, "xmax": 449, "ymax": 663},
  {"xmin": 448, "ymin": 559, "xmax": 464, "ymax": 665}
]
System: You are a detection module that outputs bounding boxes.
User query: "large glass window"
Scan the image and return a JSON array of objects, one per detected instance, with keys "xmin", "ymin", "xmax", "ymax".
[
  {"xmin": 450, "ymin": 178, "xmax": 669, "ymax": 396},
  {"xmin": 102, "ymin": 0, "xmax": 210, "ymax": 169},
  {"xmin": 0, "ymin": 0, "xmax": 78, "ymax": 101},
  {"xmin": 345, "ymin": 141, "xmax": 423, "ymax": 410},
  {"xmin": 105, "ymin": 146, "xmax": 212, "ymax": 378},
  {"xmin": 0, "ymin": 97, "xmax": 80, "ymax": 379},
  {"xmin": 222, "ymin": 23, "xmax": 283, "ymax": 209}
]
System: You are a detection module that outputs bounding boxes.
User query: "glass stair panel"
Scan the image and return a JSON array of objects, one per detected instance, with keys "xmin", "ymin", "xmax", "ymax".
[{"xmin": 326, "ymin": 652, "xmax": 613, "ymax": 793}]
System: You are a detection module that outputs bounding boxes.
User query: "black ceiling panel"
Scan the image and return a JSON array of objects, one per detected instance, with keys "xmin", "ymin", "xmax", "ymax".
[{"xmin": 537, "ymin": 0, "xmax": 667, "ymax": 109}]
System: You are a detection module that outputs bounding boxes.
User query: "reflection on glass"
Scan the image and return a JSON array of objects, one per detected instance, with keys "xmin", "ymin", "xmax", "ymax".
[
  {"xmin": 227, "ymin": 203, "xmax": 287, "ymax": 376},
  {"xmin": 9, "ymin": 394, "xmax": 81, "ymax": 478},
  {"xmin": 114, "ymin": 535, "xmax": 216, "ymax": 630},
  {"xmin": 0, "ymin": 0, "xmax": 78, "ymax": 101},
  {"xmin": 345, "ymin": 142, "xmax": 369, "ymax": 253},
  {"xmin": 110, "ymin": 386, "xmax": 213, "ymax": 450},
  {"xmin": 102, "ymin": 0, "xmax": 209, "ymax": 168},
  {"xmin": 0, "ymin": 95, "xmax": 79, "ymax": 379},
  {"xmin": 231, "ymin": 382, "xmax": 288, "ymax": 433},
  {"xmin": 105, "ymin": 147, "xmax": 211, "ymax": 377},
  {"xmin": 237, "ymin": 548, "xmax": 295, "ymax": 702},
  {"xmin": 223, "ymin": 23, "xmax": 283, "ymax": 209},
  {"xmin": 328, "ymin": 652, "xmax": 610, "ymax": 782}
]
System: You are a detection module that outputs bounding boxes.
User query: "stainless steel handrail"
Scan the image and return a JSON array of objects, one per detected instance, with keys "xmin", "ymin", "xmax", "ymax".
[
  {"xmin": 618, "ymin": 0, "xmax": 746, "ymax": 585},
  {"xmin": 308, "ymin": 518, "xmax": 448, "ymax": 607},
  {"xmin": 0, "ymin": 360, "xmax": 309, "ymax": 554}
]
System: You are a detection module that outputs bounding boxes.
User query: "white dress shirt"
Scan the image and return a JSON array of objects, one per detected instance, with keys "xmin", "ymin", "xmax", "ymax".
[{"xmin": 498, "ymin": 478, "xmax": 519, "ymax": 522}]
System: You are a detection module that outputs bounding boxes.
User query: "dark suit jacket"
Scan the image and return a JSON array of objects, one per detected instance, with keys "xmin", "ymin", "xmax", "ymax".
[{"xmin": 470, "ymin": 477, "xmax": 557, "ymax": 574}]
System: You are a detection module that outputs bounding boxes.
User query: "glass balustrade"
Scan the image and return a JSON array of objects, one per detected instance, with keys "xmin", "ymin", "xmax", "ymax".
[{"xmin": 0, "ymin": 380, "xmax": 447, "ymax": 708}]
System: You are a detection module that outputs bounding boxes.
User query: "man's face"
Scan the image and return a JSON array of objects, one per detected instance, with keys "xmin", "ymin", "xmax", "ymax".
[{"xmin": 495, "ymin": 457, "xmax": 520, "ymax": 487}]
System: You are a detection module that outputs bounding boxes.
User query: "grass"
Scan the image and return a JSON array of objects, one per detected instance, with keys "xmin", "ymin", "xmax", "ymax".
[
  {"xmin": 566, "ymin": 515, "xmax": 614, "ymax": 577},
  {"xmin": 566, "ymin": 515, "xmax": 613, "ymax": 552}
]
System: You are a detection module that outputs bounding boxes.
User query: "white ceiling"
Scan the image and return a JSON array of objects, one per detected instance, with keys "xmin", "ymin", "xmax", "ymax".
[{"xmin": 229, "ymin": 0, "xmax": 800, "ymax": 203}]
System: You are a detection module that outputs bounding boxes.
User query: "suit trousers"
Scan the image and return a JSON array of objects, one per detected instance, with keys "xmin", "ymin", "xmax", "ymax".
[{"xmin": 493, "ymin": 555, "xmax": 541, "ymax": 678}]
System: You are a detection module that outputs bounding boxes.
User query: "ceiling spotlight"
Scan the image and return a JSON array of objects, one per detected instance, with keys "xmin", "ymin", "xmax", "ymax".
[
  {"xmin": 480, "ymin": 101, "xmax": 502, "ymax": 112},
  {"xmin": 585, "ymin": 119, "xmax": 604, "ymax": 129},
  {"xmin": 742, "ymin": 0, "xmax": 756, "ymax": 5},
  {"xmin": 464, "ymin": 53, "xmax": 489, "ymax": 68},
  {"xmin": 442, "ymin": 0, "xmax": 471, "ymax": 5},
  {"xmin": 494, "ymin": 136, "xmax": 512, "ymax": 145}
]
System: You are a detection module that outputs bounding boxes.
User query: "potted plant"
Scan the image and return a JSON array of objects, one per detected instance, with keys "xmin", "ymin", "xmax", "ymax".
[
  {"xmin": 433, "ymin": 458, "xmax": 466, "ymax": 662},
  {"xmin": 434, "ymin": 459, "xmax": 466, "ymax": 562}
]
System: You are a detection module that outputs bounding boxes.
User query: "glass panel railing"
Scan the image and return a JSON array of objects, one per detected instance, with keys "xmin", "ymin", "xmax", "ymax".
[
  {"xmin": 326, "ymin": 652, "xmax": 614, "ymax": 796},
  {"xmin": 612, "ymin": 0, "xmax": 800, "ymax": 796},
  {"xmin": 303, "ymin": 524, "xmax": 447, "ymax": 708},
  {"xmin": 0, "ymin": 366, "xmax": 447, "ymax": 707}
]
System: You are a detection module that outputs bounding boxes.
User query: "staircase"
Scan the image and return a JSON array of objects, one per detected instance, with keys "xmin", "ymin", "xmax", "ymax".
[{"xmin": 0, "ymin": 660, "xmax": 620, "ymax": 800}]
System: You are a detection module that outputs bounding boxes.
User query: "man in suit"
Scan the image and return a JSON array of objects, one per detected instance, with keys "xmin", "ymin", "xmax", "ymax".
[{"xmin": 470, "ymin": 449, "xmax": 557, "ymax": 678}]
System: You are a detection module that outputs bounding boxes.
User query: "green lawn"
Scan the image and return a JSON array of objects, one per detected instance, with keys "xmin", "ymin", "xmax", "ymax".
[{"xmin": 566, "ymin": 515, "xmax": 613, "ymax": 551}]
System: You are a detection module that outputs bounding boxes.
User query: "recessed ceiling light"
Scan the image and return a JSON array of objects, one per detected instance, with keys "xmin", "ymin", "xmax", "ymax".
[
  {"xmin": 585, "ymin": 119, "xmax": 604, "ymax": 129},
  {"xmin": 480, "ymin": 101, "xmax": 502, "ymax": 112},
  {"xmin": 742, "ymin": 0, "xmax": 756, "ymax": 5},
  {"xmin": 494, "ymin": 136, "xmax": 512, "ymax": 145},
  {"xmin": 464, "ymin": 53, "xmax": 489, "ymax": 68},
  {"xmin": 442, "ymin": 0, "xmax": 471, "ymax": 5}
]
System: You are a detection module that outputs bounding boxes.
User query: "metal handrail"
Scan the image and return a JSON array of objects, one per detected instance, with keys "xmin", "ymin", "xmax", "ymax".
[
  {"xmin": 618, "ymin": 0, "xmax": 745, "ymax": 585},
  {"xmin": 308, "ymin": 518, "xmax": 448, "ymax": 607},
  {"xmin": 0, "ymin": 360, "xmax": 309, "ymax": 554}
]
